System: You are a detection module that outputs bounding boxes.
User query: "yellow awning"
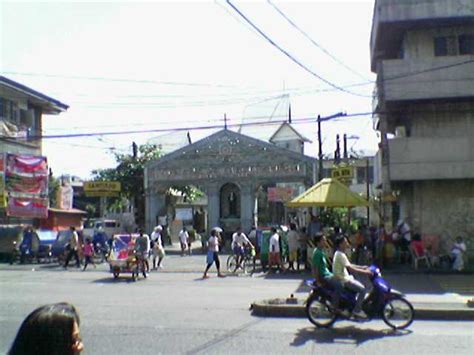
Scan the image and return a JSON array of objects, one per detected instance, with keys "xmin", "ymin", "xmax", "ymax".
[{"xmin": 286, "ymin": 178, "xmax": 369, "ymax": 208}]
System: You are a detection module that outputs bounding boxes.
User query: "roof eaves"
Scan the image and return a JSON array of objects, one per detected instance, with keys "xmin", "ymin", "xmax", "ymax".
[{"xmin": 0, "ymin": 75, "xmax": 69, "ymax": 112}]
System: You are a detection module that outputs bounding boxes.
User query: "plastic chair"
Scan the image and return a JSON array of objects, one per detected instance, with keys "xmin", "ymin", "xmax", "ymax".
[{"xmin": 409, "ymin": 244, "xmax": 431, "ymax": 270}]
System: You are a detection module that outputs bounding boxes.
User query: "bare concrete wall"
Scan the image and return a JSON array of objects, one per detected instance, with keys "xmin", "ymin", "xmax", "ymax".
[{"xmin": 400, "ymin": 179, "xmax": 474, "ymax": 257}]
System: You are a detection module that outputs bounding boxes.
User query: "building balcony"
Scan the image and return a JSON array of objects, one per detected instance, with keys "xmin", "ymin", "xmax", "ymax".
[
  {"xmin": 370, "ymin": 0, "xmax": 474, "ymax": 70},
  {"xmin": 377, "ymin": 56, "xmax": 474, "ymax": 102},
  {"xmin": 388, "ymin": 136, "xmax": 474, "ymax": 181}
]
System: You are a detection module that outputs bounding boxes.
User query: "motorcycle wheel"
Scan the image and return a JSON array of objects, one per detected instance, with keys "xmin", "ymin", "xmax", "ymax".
[
  {"xmin": 306, "ymin": 295, "xmax": 337, "ymax": 328},
  {"xmin": 382, "ymin": 296, "xmax": 414, "ymax": 330}
]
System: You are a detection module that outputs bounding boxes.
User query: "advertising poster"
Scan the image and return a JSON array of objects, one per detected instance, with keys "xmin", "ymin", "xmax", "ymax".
[{"xmin": 5, "ymin": 154, "xmax": 49, "ymax": 218}]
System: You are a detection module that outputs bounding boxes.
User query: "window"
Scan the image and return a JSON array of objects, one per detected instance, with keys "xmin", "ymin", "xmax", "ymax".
[
  {"xmin": 356, "ymin": 167, "xmax": 366, "ymax": 184},
  {"xmin": 356, "ymin": 166, "xmax": 374, "ymax": 184},
  {"xmin": 0, "ymin": 98, "xmax": 19, "ymax": 123},
  {"xmin": 459, "ymin": 34, "xmax": 474, "ymax": 55},
  {"xmin": 434, "ymin": 36, "xmax": 457, "ymax": 56}
]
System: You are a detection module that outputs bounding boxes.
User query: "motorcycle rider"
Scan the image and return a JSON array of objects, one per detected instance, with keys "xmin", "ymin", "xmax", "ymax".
[
  {"xmin": 333, "ymin": 235, "xmax": 373, "ymax": 319},
  {"xmin": 312, "ymin": 233, "xmax": 345, "ymax": 314}
]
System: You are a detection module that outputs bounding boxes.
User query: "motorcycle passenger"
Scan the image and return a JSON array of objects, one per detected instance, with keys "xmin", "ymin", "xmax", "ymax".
[
  {"xmin": 312, "ymin": 233, "xmax": 345, "ymax": 314},
  {"xmin": 134, "ymin": 229, "xmax": 150, "ymax": 276},
  {"xmin": 231, "ymin": 227, "xmax": 254, "ymax": 269},
  {"xmin": 333, "ymin": 235, "xmax": 373, "ymax": 319}
]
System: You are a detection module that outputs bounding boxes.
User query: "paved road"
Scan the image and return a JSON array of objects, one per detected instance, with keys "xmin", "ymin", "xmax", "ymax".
[{"xmin": 1, "ymin": 259, "xmax": 473, "ymax": 354}]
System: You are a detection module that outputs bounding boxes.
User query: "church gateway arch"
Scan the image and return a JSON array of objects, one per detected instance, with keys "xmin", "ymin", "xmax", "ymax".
[{"xmin": 144, "ymin": 129, "xmax": 316, "ymax": 235}]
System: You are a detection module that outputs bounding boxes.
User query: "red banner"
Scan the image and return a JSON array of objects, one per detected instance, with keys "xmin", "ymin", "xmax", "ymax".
[
  {"xmin": 6, "ymin": 174, "xmax": 48, "ymax": 195},
  {"xmin": 7, "ymin": 197, "xmax": 49, "ymax": 218},
  {"xmin": 4, "ymin": 154, "xmax": 49, "ymax": 218},
  {"xmin": 267, "ymin": 187, "xmax": 295, "ymax": 202},
  {"xmin": 6, "ymin": 154, "xmax": 48, "ymax": 176}
]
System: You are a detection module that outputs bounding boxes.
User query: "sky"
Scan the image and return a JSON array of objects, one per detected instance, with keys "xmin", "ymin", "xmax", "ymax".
[{"xmin": 1, "ymin": 0, "xmax": 378, "ymax": 180}]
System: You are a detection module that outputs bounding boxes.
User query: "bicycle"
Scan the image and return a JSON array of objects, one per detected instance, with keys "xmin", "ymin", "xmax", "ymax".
[{"xmin": 226, "ymin": 247, "xmax": 256, "ymax": 274}]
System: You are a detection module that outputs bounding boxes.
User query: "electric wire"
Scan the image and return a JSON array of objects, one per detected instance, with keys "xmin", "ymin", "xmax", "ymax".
[
  {"xmin": 225, "ymin": 0, "xmax": 371, "ymax": 98},
  {"xmin": 267, "ymin": 0, "xmax": 370, "ymax": 81},
  {"xmin": 3, "ymin": 111, "xmax": 373, "ymax": 141}
]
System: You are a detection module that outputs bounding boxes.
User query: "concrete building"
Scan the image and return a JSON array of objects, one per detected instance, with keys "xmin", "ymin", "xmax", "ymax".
[
  {"xmin": 370, "ymin": 0, "xmax": 474, "ymax": 252},
  {"xmin": 0, "ymin": 76, "xmax": 68, "ymax": 223},
  {"xmin": 0, "ymin": 76, "xmax": 68, "ymax": 156}
]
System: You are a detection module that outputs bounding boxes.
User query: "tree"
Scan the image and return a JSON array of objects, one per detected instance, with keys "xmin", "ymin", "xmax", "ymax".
[
  {"xmin": 48, "ymin": 175, "xmax": 60, "ymax": 208},
  {"xmin": 92, "ymin": 143, "xmax": 202, "ymax": 227}
]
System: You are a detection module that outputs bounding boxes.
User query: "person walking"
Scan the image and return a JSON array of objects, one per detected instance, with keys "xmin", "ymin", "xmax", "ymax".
[
  {"xmin": 64, "ymin": 227, "xmax": 81, "ymax": 269},
  {"xmin": 179, "ymin": 227, "xmax": 189, "ymax": 257},
  {"xmin": 451, "ymin": 236, "xmax": 467, "ymax": 271},
  {"xmin": 287, "ymin": 223, "xmax": 300, "ymax": 271},
  {"xmin": 268, "ymin": 227, "xmax": 285, "ymax": 273},
  {"xmin": 203, "ymin": 229, "xmax": 225, "ymax": 279},
  {"xmin": 151, "ymin": 225, "xmax": 165, "ymax": 269},
  {"xmin": 82, "ymin": 238, "xmax": 96, "ymax": 271},
  {"xmin": 134, "ymin": 229, "xmax": 151, "ymax": 276}
]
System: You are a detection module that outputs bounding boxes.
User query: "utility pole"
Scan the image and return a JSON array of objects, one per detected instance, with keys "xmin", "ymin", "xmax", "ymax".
[
  {"xmin": 317, "ymin": 115, "xmax": 323, "ymax": 181},
  {"xmin": 317, "ymin": 112, "xmax": 347, "ymax": 182},
  {"xmin": 366, "ymin": 157, "xmax": 370, "ymax": 225}
]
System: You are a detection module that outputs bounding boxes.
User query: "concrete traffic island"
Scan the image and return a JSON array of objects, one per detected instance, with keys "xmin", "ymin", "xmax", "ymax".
[{"xmin": 250, "ymin": 296, "xmax": 474, "ymax": 321}]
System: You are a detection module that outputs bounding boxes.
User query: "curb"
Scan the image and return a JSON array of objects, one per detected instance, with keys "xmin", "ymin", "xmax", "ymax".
[{"xmin": 250, "ymin": 299, "xmax": 474, "ymax": 321}]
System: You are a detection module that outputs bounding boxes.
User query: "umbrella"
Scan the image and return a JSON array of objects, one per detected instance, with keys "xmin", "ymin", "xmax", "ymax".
[{"xmin": 286, "ymin": 178, "xmax": 369, "ymax": 208}]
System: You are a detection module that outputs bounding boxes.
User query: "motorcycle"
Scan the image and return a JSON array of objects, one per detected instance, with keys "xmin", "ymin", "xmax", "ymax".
[{"xmin": 305, "ymin": 265, "xmax": 414, "ymax": 330}]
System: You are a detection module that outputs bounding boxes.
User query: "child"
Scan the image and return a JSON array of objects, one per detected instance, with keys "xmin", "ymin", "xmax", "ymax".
[{"xmin": 82, "ymin": 238, "xmax": 96, "ymax": 271}]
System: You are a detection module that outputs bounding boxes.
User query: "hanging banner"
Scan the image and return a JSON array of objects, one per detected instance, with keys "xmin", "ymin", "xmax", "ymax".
[
  {"xmin": 6, "ymin": 154, "xmax": 48, "ymax": 176},
  {"xmin": 5, "ymin": 174, "xmax": 48, "ymax": 195},
  {"xmin": 4, "ymin": 153, "xmax": 49, "ymax": 218},
  {"xmin": 7, "ymin": 197, "xmax": 49, "ymax": 218}
]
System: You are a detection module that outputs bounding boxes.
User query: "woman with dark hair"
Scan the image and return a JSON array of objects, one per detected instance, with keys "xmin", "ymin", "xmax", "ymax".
[{"xmin": 9, "ymin": 302, "xmax": 83, "ymax": 355}]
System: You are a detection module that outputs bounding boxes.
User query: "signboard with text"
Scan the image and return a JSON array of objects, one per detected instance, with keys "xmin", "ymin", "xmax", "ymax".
[
  {"xmin": 84, "ymin": 181, "xmax": 121, "ymax": 197},
  {"xmin": 331, "ymin": 166, "xmax": 353, "ymax": 182}
]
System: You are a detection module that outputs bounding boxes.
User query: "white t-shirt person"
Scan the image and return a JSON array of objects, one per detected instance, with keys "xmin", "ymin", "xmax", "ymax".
[
  {"xmin": 269, "ymin": 232, "xmax": 280, "ymax": 253},
  {"xmin": 333, "ymin": 250, "xmax": 355, "ymax": 284},
  {"xmin": 208, "ymin": 235, "xmax": 219, "ymax": 253},
  {"xmin": 179, "ymin": 229, "xmax": 189, "ymax": 245},
  {"xmin": 232, "ymin": 232, "xmax": 250, "ymax": 249}
]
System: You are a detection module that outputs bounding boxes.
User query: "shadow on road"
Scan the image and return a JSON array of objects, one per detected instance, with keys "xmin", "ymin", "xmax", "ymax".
[
  {"xmin": 92, "ymin": 276, "xmax": 145, "ymax": 284},
  {"xmin": 290, "ymin": 325, "xmax": 411, "ymax": 347}
]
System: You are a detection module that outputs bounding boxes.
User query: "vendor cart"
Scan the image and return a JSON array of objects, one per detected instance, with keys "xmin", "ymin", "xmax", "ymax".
[{"xmin": 108, "ymin": 234, "xmax": 145, "ymax": 281}]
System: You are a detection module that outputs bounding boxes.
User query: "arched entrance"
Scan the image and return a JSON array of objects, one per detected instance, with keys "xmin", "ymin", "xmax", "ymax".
[{"xmin": 220, "ymin": 183, "xmax": 240, "ymax": 219}]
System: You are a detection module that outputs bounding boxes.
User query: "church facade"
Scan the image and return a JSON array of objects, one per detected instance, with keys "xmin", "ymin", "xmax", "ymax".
[{"xmin": 144, "ymin": 129, "xmax": 316, "ymax": 234}]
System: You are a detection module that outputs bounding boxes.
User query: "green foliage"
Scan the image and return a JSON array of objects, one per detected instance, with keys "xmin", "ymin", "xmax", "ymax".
[
  {"xmin": 91, "ymin": 143, "xmax": 203, "ymax": 226},
  {"xmin": 85, "ymin": 204, "xmax": 96, "ymax": 220},
  {"xmin": 48, "ymin": 175, "xmax": 60, "ymax": 208},
  {"xmin": 319, "ymin": 208, "xmax": 356, "ymax": 233},
  {"xmin": 92, "ymin": 143, "xmax": 161, "ymax": 199}
]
